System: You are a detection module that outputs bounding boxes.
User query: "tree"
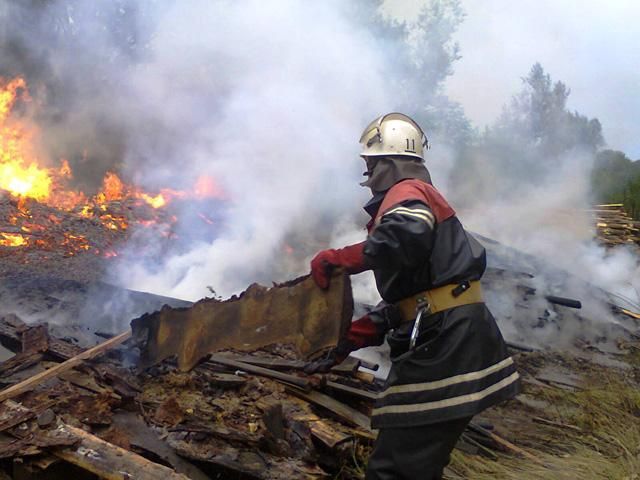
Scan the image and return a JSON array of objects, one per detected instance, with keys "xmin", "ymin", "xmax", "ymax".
[
  {"xmin": 450, "ymin": 63, "xmax": 605, "ymax": 205},
  {"xmin": 349, "ymin": 0, "xmax": 473, "ymax": 147},
  {"xmin": 494, "ymin": 63, "xmax": 604, "ymax": 156},
  {"xmin": 592, "ymin": 150, "xmax": 640, "ymax": 218}
]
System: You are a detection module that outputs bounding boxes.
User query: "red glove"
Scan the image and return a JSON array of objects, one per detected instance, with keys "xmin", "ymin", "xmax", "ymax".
[
  {"xmin": 310, "ymin": 242, "xmax": 367, "ymax": 289},
  {"xmin": 344, "ymin": 314, "xmax": 385, "ymax": 349},
  {"xmin": 304, "ymin": 314, "xmax": 385, "ymax": 374}
]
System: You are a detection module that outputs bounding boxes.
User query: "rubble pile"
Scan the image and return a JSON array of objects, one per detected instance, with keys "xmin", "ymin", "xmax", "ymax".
[
  {"xmin": 1, "ymin": 310, "xmax": 638, "ymax": 479},
  {"xmin": 0, "ymin": 313, "xmax": 377, "ymax": 479},
  {"xmin": 0, "ymin": 192, "xmax": 175, "ymax": 282},
  {"xmin": 592, "ymin": 203, "xmax": 640, "ymax": 248}
]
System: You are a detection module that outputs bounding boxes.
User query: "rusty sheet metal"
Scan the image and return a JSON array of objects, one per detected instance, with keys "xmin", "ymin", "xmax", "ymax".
[{"xmin": 131, "ymin": 273, "xmax": 353, "ymax": 371}]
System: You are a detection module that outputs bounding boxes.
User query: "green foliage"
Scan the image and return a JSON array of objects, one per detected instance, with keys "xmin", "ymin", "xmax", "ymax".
[
  {"xmin": 494, "ymin": 63, "xmax": 603, "ymax": 157},
  {"xmin": 350, "ymin": 0, "xmax": 473, "ymax": 147},
  {"xmin": 491, "ymin": 63, "xmax": 603, "ymax": 159},
  {"xmin": 591, "ymin": 149, "xmax": 640, "ymax": 218},
  {"xmin": 450, "ymin": 63, "xmax": 605, "ymax": 206}
]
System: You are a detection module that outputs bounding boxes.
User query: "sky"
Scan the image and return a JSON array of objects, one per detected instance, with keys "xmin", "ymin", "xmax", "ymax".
[{"xmin": 385, "ymin": 0, "xmax": 640, "ymax": 159}]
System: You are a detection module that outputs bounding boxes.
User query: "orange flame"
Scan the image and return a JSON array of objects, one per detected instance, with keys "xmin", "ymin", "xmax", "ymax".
[
  {"xmin": 0, "ymin": 77, "xmax": 53, "ymax": 202},
  {"xmin": 0, "ymin": 76, "xmax": 229, "ymax": 257},
  {"xmin": 138, "ymin": 192, "xmax": 167, "ymax": 209},
  {"xmin": 195, "ymin": 175, "xmax": 225, "ymax": 199},
  {"xmin": 0, "ymin": 232, "xmax": 27, "ymax": 247},
  {"xmin": 102, "ymin": 171, "xmax": 124, "ymax": 201}
]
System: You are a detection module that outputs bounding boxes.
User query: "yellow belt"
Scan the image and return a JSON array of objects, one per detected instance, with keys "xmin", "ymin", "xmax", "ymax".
[{"xmin": 395, "ymin": 280, "xmax": 484, "ymax": 322}]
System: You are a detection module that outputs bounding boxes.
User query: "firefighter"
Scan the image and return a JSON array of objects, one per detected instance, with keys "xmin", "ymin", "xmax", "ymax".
[{"xmin": 308, "ymin": 113, "xmax": 521, "ymax": 480}]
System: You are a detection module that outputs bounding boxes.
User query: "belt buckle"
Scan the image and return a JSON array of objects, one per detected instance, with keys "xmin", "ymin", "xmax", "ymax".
[{"xmin": 409, "ymin": 296, "xmax": 430, "ymax": 350}]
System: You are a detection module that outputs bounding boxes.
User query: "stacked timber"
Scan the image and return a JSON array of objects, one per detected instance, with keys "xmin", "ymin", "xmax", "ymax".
[{"xmin": 591, "ymin": 204, "xmax": 640, "ymax": 248}]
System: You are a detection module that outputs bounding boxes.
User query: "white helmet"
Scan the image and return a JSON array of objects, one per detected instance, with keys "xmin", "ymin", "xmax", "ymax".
[{"xmin": 359, "ymin": 113, "xmax": 429, "ymax": 160}]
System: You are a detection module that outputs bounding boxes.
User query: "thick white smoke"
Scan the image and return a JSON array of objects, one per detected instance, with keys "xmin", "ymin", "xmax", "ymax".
[
  {"xmin": 106, "ymin": 1, "xmax": 391, "ymax": 300},
  {"xmin": 457, "ymin": 147, "xmax": 640, "ymax": 305},
  {"xmin": 111, "ymin": 0, "xmax": 640, "ymax": 351},
  {"xmin": 2, "ymin": 0, "xmax": 637, "ymax": 353}
]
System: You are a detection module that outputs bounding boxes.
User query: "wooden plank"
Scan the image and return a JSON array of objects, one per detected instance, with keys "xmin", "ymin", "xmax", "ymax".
[
  {"xmin": 0, "ymin": 314, "xmax": 25, "ymax": 353},
  {"xmin": 620, "ymin": 308, "xmax": 640, "ymax": 320},
  {"xmin": 53, "ymin": 423, "xmax": 189, "ymax": 480},
  {"xmin": 458, "ymin": 433, "xmax": 497, "ymax": 459},
  {"xmin": 325, "ymin": 381, "xmax": 379, "ymax": 401},
  {"xmin": 132, "ymin": 273, "xmax": 354, "ymax": 371},
  {"xmin": 21, "ymin": 325, "xmax": 48, "ymax": 354},
  {"xmin": 0, "ymin": 330, "xmax": 131, "ymax": 403},
  {"xmin": 286, "ymin": 387, "xmax": 371, "ymax": 432},
  {"xmin": 215, "ymin": 353, "xmax": 307, "ymax": 371},
  {"xmin": 58, "ymin": 370, "xmax": 121, "ymax": 399},
  {"xmin": 309, "ymin": 419, "xmax": 352, "ymax": 448},
  {"xmin": 0, "ymin": 352, "xmax": 43, "ymax": 379},
  {"xmin": 330, "ymin": 356, "xmax": 361, "ymax": 375},
  {"xmin": 199, "ymin": 371, "xmax": 247, "ymax": 388},
  {"xmin": 532, "ymin": 416, "xmax": 583, "ymax": 432},
  {"xmin": 208, "ymin": 355, "xmax": 311, "ymax": 390},
  {"xmin": 0, "ymin": 400, "xmax": 35, "ymax": 434},
  {"xmin": 468, "ymin": 423, "xmax": 544, "ymax": 465},
  {"xmin": 111, "ymin": 412, "xmax": 211, "ymax": 480},
  {"xmin": 47, "ymin": 337, "xmax": 84, "ymax": 361}
]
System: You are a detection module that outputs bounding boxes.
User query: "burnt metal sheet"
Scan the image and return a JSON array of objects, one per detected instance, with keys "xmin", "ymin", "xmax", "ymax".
[{"xmin": 131, "ymin": 273, "xmax": 353, "ymax": 371}]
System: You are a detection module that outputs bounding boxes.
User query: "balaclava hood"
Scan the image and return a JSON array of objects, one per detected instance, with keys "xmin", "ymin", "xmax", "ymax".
[{"xmin": 360, "ymin": 155, "xmax": 432, "ymax": 194}]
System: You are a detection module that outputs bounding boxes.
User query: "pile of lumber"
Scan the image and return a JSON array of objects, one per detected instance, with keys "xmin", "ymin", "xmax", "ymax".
[
  {"xmin": 0, "ymin": 315, "xmax": 539, "ymax": 479},
  {"xmin": 591, "ymin": 203, "xmax": 640, "ymax": 248}
]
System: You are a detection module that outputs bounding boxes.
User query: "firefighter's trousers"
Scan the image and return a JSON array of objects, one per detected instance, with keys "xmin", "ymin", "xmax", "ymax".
[{"xmin": 365, "ymin": 416, "xmax": 472, "ymax": 480}]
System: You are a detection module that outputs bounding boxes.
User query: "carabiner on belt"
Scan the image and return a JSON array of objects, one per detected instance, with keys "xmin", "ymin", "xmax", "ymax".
[{"xmin": 409, "ymin": 297, "xmax": 430, "ymax": 350}]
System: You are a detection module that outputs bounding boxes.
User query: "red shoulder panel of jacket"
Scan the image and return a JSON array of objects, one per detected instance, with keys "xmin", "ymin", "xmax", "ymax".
[{"xmin": 377, "ymin": 179, "xmax": 455, "ymax": 223}]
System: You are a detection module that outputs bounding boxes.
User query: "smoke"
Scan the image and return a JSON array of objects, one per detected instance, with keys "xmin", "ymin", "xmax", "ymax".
[
  {"xmin": 1, "ymin": 1, "xmax": 637, "ymax": 355},
  {"xmin": 108, "ymin": 1, "xmax": 393, "ymax": 299}
]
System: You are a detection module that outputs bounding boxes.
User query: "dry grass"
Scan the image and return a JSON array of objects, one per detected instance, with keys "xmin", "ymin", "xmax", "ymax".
[
  {"xmin": 448, "ymin": 351, "xmax": 640, "ymax": 480},
  {"xmin": 335, "ymin": 345, "xmax": 640, "ymax": 479}
]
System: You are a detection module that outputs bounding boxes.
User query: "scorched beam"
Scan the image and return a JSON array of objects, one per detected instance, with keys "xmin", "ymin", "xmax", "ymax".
[{"xmin": 131, "ymin": 273, "xmax": 353, "ymax": 371}]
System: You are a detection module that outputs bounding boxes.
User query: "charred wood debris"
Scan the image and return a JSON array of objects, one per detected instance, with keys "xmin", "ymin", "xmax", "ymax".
[
  {"xmin": 1, "ymin": 302, "xmax": 638, "ymax": 479},
  {"xmin": 0, "ymin": 198, "xmax": 639, "ymax": 478},
  {"xmin": 0, "ymin": 193, "xmax": 175, "ymax": 283},
  {"xmin": 0, "ymin": 311, "xmax": 548, "ymax": 480}
]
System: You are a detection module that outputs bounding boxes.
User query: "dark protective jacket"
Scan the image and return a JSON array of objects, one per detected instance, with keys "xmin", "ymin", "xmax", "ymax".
[{"xmin": 346, "ymin": 178, "xmax": 520, "ymax": 429}]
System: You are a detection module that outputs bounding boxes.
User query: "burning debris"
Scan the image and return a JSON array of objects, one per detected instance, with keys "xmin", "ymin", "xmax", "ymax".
[
  {"xmin": 0, "ymin": 76, "xmax": 227, "ymax": 281},
  {"xmin": 0, "ymin": 179, "xmax": 637, "ymax": 479},
  {"xmin": 0, "ymin": 14, "xmax": 638, "ymax": 479},
  {"xmin": 0, "ymin": 311, "xmax": 380, "ymax": 479}
]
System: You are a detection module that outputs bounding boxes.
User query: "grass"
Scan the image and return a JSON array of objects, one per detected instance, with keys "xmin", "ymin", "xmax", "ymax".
[
  {"xmin": 447, "ymin": 347, "xmax": 640, "ymax": 480},
  {"xmin": 331, "ymin": 345, "xmax": 640, "ymax": 479}
]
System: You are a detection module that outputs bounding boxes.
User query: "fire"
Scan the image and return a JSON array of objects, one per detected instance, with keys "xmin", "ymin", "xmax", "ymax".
[
  {"xmin": 0, "ymin": 232, "xmax": 27, "ymax": 247},
  {"xmin": 102, "ymin": 172, "xmax": 124, "ymax": 201},
  {"xmin": 0, "ymin": 162, "xmax": 51, "ymax": 200},
  {"xmin": 195, "ymin": 175, "xmax": 225, "ymax": 199},
  {"xmin": 0, "ymin": 77, "xmax": 27, "ymax": 119},
  {"xmin": 0, "ymin": 77, "xmax": 53, "ymax": 202},
  {"xmin": 139, "ymin": 193, "xmax": 166, "ymax": 208},
  {"xmin": 0, "ymin": 76, "xmax": 229, "ymax": 260}
]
